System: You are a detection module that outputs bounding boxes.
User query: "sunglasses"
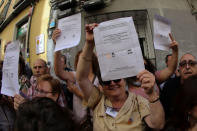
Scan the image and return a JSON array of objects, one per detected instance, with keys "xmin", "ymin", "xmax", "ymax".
[
  {"xmin": 100, "ymin": 79, "xmax": 121, "ymax": 86},
  {"xmin": 179, "ymin": 60, "xmax": 197, "ymax": 68}
]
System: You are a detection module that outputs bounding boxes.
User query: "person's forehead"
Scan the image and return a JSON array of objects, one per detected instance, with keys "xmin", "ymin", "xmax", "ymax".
[
  {"xmin": 180, "ymin": 54, "xmax": 196, "ymax": 62},
  {"xmin": 168, "ymin": 55, "xmax": 172, "ymax": 60},
  {"xmin": 33, "ymin": 60, "xmax": 45, "ymax": 67}
]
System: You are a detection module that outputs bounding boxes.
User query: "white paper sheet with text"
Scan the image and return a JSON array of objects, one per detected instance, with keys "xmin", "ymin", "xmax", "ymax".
[
  {"xmin": 55, "ymin": 13, "xmax": 81, "ymax": 51},
  {"xmin": 1, "ymin": 41, "xmax": 20, "ymax": 97},
  {"xmin": 153, "ymin": 15, "xmax": 171, "ymax": 51},
  {"xmin": 36, "ymin": 34, "xmax": 45, "ymax": 54},
  {"xmin": 93, "ymin": 17, "xmax": 145, "ymax": 81}
]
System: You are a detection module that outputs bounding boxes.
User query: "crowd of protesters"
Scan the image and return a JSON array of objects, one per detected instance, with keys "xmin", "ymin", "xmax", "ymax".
[{"xmin": 0, "ymin": 22, "xmax": 197, "ymax": 131}]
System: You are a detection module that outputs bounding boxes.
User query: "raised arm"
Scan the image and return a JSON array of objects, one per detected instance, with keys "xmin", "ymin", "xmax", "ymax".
[
  {"xmin": 156, "ymin": 33, "xmax": 178, "ymax": 83},
  {"xmin": 76, "ymin": 23, "xmax": 98, "ymax": 101},
  {"xmin": 52, "ymin": 28, "xmax": 75, "ymax": 83},
  {"xmin": 137, "ymin": 70, "xmax": 165, "ymax": 129}
]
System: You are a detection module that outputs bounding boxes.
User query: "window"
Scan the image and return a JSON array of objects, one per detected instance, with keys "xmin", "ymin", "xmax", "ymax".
[
  {"xmin": 0, "ymin": 1, "xmax": 11, "ymax": 25},
  {"xmin": 14, "ymin": 16, "xmax": 29, "ymax": 62},
  {"xmin": 17, "ymin": 22, "xmax": 28, "ymax": 58},
  {"xmin": 13, "ymin": 0, "xmax": 24, "ymax": 9},
  {"xmin": 0, "ymin": 0, "xmax": 4, "ymax": 8}
]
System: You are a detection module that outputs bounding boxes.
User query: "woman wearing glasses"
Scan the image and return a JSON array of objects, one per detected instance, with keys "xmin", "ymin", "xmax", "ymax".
[
  {"xmin": 14, "ymin": 74, "xmax": 66, "ymax": 109},
  {"xmin": 76, "ymin": 23, "xmax": 165, "ymax": 131},
  {"xmin": 34, "ymin": 74, "xmax": 62, "ymax": 102}
]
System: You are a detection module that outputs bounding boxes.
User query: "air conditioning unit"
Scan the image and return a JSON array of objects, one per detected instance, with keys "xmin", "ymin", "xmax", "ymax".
[
  {"xmin": 58, "ymin": 8, "xmax": 74, "ymax": 19},
  {"xmin": 57, "ymin": 0, "xmax": 77, "ymax": 11},
  {"xmin": 82, "ymin": 0, "xmax": 105, "ymax": 11}
]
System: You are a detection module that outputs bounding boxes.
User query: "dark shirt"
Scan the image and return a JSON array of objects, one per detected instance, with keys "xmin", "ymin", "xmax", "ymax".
[
  {"xmin": 160, "ymin": 76, "xmax": 181, "ymax": 119},
  {"xmin": 25, "ymin": 64, "xmax": 33, "ymax": 79},
  {"xmin": 0, "ymin": 99, "xmax": 16, "ymax": 131},
  {"xmin": 62, "ymin": 67, "xmax": 73, "ymax": 110},
  {"xmin": 61, "ymin": 83, "xmax": 73, "ymax": 110}
]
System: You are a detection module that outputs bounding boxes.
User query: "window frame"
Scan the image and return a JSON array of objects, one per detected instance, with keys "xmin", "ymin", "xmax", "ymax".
[
  {"xmin": 13, "ymin": 15, "xmax": 30, "ymax": 63},
  {"xmin": 0, "ymin": 0, "xmax": 4, "ymax": 8}
]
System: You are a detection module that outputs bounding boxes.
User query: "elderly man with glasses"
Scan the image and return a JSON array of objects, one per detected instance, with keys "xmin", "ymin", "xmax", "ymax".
[{"xmin": 160, "ymin": 53, "xmax": 197, "ymax": 120}]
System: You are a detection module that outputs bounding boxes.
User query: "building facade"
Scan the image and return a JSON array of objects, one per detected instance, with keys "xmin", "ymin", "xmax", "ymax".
[
  {"xmin": 0, "ymin": 0, "xmax": 197, "ymax": 70},
  {"xmin": 50, "ymin": 0, "xmax": 197, "ymax": 70},
  {"xmin": 0, "ymin": 0, "xmax": 50, "ymax": 67}
]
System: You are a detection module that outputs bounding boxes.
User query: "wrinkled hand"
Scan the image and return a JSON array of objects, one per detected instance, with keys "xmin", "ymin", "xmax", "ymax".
[
  {"xmin": 137, "ymin": 70, "xmax": 155, "ymax": 95},
  {"xmin": 14, "ymin": 94, "xmax": 25, "ymax": 110},
  {"xmin": 85, "ymin": 23, "xmax": 98, "ymax": 44},
  {"xmin": 52, "ymin": 28, "xmax": 61, "ymax": 45},
  {"xmin": 169, "ymin": 33, "xmax": 178, "ymax": 52}
]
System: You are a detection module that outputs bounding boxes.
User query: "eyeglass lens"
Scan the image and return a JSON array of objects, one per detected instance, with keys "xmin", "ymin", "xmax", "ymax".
[{"xmin": 179, "ymin": 60, "xmax": 197, "ymax": 67}]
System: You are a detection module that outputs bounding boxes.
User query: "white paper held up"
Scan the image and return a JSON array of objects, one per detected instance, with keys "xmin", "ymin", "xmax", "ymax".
[
  {"xmin": 153, "ymin": 15, "xmax": 171, "ymax": 51},
  {"xmin": 1, "ymin": 41, "xmax": 20, "ymax": 97},
  {"xmin": 55, "ymin": 13, "xmax": 81, "ymax": 51},
  {"xmin": 93, "ymin": 17, "xmax": 145, "ymax": 81}
]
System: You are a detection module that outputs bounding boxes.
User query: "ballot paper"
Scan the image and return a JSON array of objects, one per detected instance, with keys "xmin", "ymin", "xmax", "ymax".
[
  {"xmin": 54, "ymin": 13, "xmax": 81, "ymax": 51},
  {"xmin": 1, "ymin": 41, "xmax": 20, "ymax": 97},
  {"xmin": 93, "ymin": 17, "xmax": 145, "ymax": 81},
  {"xmin": 153, "ymin": 15, "xmax": 171, "ymax": 51}
]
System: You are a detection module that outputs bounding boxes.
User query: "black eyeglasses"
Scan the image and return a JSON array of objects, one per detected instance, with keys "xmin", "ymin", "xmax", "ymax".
[
  {"xmin": 179, "ymin": 60, "xmax": 197, "ymax": 68},
  {"xmin": 100, "ymin": 79, "xmax": 121, "ymax": 86}
]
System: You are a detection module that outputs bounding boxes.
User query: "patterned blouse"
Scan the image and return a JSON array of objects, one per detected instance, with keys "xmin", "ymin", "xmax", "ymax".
[{"xmin": 19, "ymin": 75, "xmax": 31, "ymax": 92}]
